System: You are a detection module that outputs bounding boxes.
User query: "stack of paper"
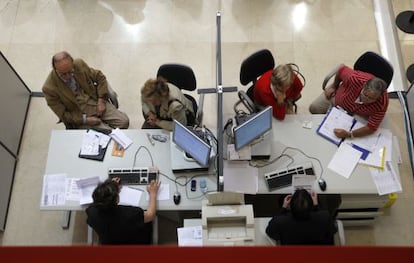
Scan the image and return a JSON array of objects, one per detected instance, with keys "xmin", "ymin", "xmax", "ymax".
[{"xmin": 110, "ymin": 128, "xmax": 133, "ymax": 149}]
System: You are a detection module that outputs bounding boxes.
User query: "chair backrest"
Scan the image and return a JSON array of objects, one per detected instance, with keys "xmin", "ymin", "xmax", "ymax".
[
  {"xmin": 353, "ymin": 51, "xmax": 394, "ymax": 87},
  {"xmin": 156, "ymin": 64, "xmax": 197, "ymax": 91},
  {"xmin": 240, "ymin": 49, "xmax": 275, "ymax": 86}
]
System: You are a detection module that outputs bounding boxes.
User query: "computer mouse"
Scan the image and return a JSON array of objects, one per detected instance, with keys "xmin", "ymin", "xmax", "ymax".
[
  {"xmin": 173, "ymin": 192, "xmax": 181, "ymax": 205},
  {"xmin": 318, "ymin": 179, "xmax": 327, "ymax": 191}
]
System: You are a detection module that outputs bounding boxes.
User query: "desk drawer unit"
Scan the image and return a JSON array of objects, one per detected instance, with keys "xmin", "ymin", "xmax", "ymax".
[{"xmin": 337, "ymin": 194, "xmax": 390, "ymax": 226}]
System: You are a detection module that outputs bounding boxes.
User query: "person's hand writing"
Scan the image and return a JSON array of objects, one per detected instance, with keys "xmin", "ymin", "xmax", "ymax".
[
  {"xmin": 334, "ymin": 128, "xmax": 349, "ymax": 139},
  {"xmin": 96, "ymin": 98, "xmax": 106, "ymax": 117},
  {"xmin": 147, "ymin": 180, "xmax": 161, "ymax": 197},
  {"xmin": 311, "ymin": 191, "xmax": 318, "ymax": 206},
  {"xmin": 283, "ymin": 194, "xmax": 292, "ymax": 209}
]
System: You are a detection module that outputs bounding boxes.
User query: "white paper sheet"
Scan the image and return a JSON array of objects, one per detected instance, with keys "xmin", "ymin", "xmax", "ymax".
[
  {"xmin": 80, "ymin": 131, "xmax": 100, "ymax": 155},
  {"xmin": 146, "ymin": 183, "xmax": 170, "ymax": 201},
  {"xmin": 177, "ymin": 226, "xmax": 203, "ymax": 246},
  {"xmin": 41, "ymin": 173, "xmax": 67, "ymax": 206},
  {"xmin": 328, "ymin": 142, "xmax": 362, "ymax": 178},
  {"xmin": 110, "ymin": 128, "xmax": 133, "ymax": 149},
  {"xmin": 370, "ymin": 161, "xmax": 402, "ymax": 195},
  {"xmin": 223, "ymin": 161, "xmax": 258, "ymax": 194},
  {"xmin": 65, "ymin": 178, "xmax": 80, "ymax": 201},
  {"xmin": 317, "ymin": 107, "xmax": 355, "ymax": 145},
  {"xmin": 292, "ymin": 175, "xmax": 316, "ymax": 191},
  {"xmin": 76, "ymin": 176, "xmax": 100, "ymax": 205},
  {"xmin": 119, "ymin": 186, "xmax": 143, "ymax": 207}
]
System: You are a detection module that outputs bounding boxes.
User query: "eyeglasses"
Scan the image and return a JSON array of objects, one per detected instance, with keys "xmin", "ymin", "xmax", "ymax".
[
  {"xmin": 56, "ymin": 68, "xmax": 74, "ymax": 79},
  {"xmin": 359, "ymin": 87, "xmax": 379, "ymax": 102}
]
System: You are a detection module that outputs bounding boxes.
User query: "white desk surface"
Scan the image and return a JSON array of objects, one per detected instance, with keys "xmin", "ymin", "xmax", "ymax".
[
  {"xmin": 41, "ymin": 114, "xmax": 398, "ymax": 211},
  {"xmin": 183, "ymin": 217, "xmax": 274, "ymax": 246},
  {"xmin": 42, "ymin": 129, "xmax": 217, "ymax": 211},
  {"xmin": 253, "ymin": 114, "xmax": 399, "ymax": 195}
]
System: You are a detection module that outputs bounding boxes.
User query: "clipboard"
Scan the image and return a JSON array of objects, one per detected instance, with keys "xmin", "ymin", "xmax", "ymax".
[
  {"xmin": 316, "ymin": 106, "xmax": 356, "ymax": 146},
  {"xmin": 78, "ymin": 129, "xmax": 111, "ymax": 161}
]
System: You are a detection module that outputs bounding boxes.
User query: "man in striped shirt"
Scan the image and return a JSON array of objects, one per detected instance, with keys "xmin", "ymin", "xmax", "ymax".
[{"xmin": 309, "ymin": 65, "xmax": 388, "ymax": 139}]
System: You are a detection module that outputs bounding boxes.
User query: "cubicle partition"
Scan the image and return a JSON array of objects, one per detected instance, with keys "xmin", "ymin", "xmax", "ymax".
[{"xmin": 0, "ymin": 51, "xmax": 32, "ymax": 231}]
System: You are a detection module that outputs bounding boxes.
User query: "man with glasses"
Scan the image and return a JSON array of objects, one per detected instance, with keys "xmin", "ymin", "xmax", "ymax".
[
  {"xmin": 309, "ymin": 64, "xmax": 388, "ymax": 139},
  {"xmin": 42, "ymin": 51, "xmax": 129, "ymax": 129}
]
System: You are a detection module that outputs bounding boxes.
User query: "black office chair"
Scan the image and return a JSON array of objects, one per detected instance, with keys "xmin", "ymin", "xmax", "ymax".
[
  {"xmin": 240, "ymin": 49, "xmax": 275, "ymax": 101},
  {"xmin": 323, "ymin": 51, "xmax": 394, "ymax": 90},
  {"xmin": 234, "ymin": 49, "xmax": 275, "ymax": 114},
  {"xmin": 156, "ymin": 63, "xmax": 202, "ymax": 125}
]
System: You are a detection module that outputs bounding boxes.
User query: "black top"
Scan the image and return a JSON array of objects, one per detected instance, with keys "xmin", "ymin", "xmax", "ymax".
[
  {"xmin": 86, "ymin": 205, "xmax": 152, "ymax": 245},
  {"xmin": 265, "ymin": 208, "xmax": 336, "ymax": 245}
]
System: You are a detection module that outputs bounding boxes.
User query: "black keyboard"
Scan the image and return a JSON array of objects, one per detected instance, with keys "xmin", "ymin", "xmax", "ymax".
[
  {"xmin": 264, "ymin": 162, "xmax": 315, "ymax": 191},
  {"xmin": 108, "ymin": 167, "xmax": 158, "ymax": 185}
]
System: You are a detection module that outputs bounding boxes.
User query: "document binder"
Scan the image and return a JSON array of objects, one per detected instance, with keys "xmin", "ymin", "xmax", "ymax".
[
  {"xmin": 78, "ymin": 129, "xmax": 111, "ymax": 161},
  {"xmin": 316, "ymin": 106, "xmax": 356, "ymax": 146}
]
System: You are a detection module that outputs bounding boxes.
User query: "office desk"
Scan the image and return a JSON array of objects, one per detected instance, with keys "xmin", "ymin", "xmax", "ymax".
[
  {"xmin": 41, "ymin": 129, "xmax": 217, "ymax": 212},
  {"xmin": 237, "ymin": 114, "xmax": 398, "ymax": 225},
  {"xmin": 42, "ymin": 114, "xmax": 399, "ymax": 226}
]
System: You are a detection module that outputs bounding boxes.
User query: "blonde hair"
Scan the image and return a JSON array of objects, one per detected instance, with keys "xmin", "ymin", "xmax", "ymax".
[
  {"xmin": 270, "ymin": 64, "xmax": 294, "ymax": 88},
  {"xmin": 141, "ymin": 77, "xmax": 170, "ymax": 100}
]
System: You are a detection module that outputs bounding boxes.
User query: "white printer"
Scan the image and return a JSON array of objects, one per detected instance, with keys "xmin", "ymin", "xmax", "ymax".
[{"xmin": 201, "ymin": 192, "xmax": 255, "ymax": 246}]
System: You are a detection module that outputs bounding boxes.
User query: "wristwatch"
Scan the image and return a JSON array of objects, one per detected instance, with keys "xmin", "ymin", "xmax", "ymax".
[{"xmin": 82, "ymin": 113, "xmax": 87, "ymax": 124}]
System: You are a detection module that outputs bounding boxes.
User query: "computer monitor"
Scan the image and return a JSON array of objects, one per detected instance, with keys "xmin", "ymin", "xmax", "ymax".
[
  {"xmin": 234, "ymin": 106, "xmax": 272, "ymax": 151},
  {"xmin": 172, "ymin": 120, "xmax": 212, "ymax": 167}
]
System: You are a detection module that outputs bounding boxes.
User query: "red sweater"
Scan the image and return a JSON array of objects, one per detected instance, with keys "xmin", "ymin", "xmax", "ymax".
[{"xmin": 253, "ymin": 70, "xmax": 303, "ymax": 120}]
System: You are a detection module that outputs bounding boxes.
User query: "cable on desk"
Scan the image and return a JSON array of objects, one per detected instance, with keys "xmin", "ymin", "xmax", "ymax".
[
  {"xmin": 281, "ymin": 146, "xmax": 324, "ymax": 179},
  {"xmin": 132, "ymin": 145, "xmax": 154, "ymax": 167},
  {"xmin": 249, "ymin": 153, "xmax": 294, "ymax": 168}
]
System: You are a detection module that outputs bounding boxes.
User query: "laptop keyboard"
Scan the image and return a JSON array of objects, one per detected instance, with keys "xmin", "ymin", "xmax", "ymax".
[
  {"xmin": 108, "ymin": 167, "xmax": 158, "ymax": 185},
  {"xmin": 190, "ymin": 128, "xmax": 210, "ymax": 145},
  {"xmin": 264, "ymin": 162, "xmax": 315, "ymax": 191}
]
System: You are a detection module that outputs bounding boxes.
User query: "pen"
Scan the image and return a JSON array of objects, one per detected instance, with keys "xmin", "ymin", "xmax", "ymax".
[{"xmin": 374, "ymin": 133, "xmax": 381, "ymax": 147}]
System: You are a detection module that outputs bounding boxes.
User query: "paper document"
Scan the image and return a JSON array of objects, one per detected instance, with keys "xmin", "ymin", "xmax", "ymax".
[
  {"xmin": 146, "ymin": 183, "xmax": 170, "ymax": 201},
  {"xmin": 76, "ymin": 176, "xmax": 100, "ymax": 205},
  {"xmin": 119, "ymin": 186, "xmax": 143, "ymax": 207},
  {"xmin": 65, "ymin": 178, "xmax": 81, "ymax": 201},
  {"xmin": 328, "ymin": 142, "xmax": 362, "ymax": 178},
  {"xmin": 370, "ymin": 161, "xmax": 402, "ymax": 195},
  {"xmin": 177, "ymin": 226, "xmax": 203, "ymax": 246},
  {"xmin": 223, "ymin": 161, "xmax": 258, "ymax": 194},
  {"xmin": 292, "ymin": 175, "xmax": 316, "ymax": 191},
  {"xmin": 110, "ymin": 128, "xmax": 133, "ymax": 149},
  {"xmin": 358, "ymin": 128, "xmax": 392, "ymax": 169},
  {"xmin": 41, "ymin": 173, "xmax": 67, "ymax": 206},
  {"xmin": 316, "ymin": 107, "xmax": 356, "ymax": 146},
  {"xmin": 80, "ymin": 130, "xmax": 100, "ymax": 155}
]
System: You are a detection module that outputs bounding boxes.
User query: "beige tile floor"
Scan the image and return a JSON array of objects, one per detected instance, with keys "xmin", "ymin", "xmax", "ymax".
[{"xmin": 1, "ymin": 0, "xmax": 414, "ymax": 246}]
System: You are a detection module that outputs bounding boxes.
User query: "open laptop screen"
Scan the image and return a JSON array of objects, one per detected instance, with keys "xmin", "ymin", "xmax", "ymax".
[
  {"xmin": 172, "ymin": 120, "xmax": 211, "ymax": 167},
  {"xmin": 234, "ymin": 106, "xmax": 272, "ymax": 151}
]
